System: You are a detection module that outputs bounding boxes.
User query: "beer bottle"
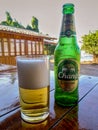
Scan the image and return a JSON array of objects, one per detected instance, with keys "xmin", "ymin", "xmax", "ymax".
[{"xmin": 54, "ymin": 3, "xmax": 81, "ymax": 106}]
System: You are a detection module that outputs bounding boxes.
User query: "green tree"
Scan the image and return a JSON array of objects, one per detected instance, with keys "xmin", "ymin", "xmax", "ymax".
[
  {"xmin": 1, "ymin": 11, "xmax": 13, "ymax": 26},
  {"xmin": 12, "ymin": 19, "xmax": 25, "ymax": 29},
  {"xmin": 26, "ymin": 16, "xmax": 39, "ymax": 32},
  {"xmin": 44, "ymin": 44, "xmax": 56, "ymax": 55},
  {"xmin": 26, "ymin": 24, "xmax": 33, "ymax": 31},
  {"xmin": 6, "ymin": 11, "xmax": 13, "ymax": 25},
  {"xmin": 31, "ymin": 16, "xmax": 39, "ymax": 32},
  {"xmin": 0, "ymin": 21, "xmax": 8, "ymax": 26},
  {"xmin": 81, "ymin": 30, "xmax": 98, "ymax": 63},
  {"xmin": 0, "ymin": 12, "xmax": 39, "ymax": 32},
  {"xmin": 0, "ymin": 11, "xmax": 25, "ymax": 29}
]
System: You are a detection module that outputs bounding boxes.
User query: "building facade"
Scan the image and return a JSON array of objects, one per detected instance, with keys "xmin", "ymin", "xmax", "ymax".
[{"xmin": 0, "ymin": 25, "xmax": 56, "ymax": 65}]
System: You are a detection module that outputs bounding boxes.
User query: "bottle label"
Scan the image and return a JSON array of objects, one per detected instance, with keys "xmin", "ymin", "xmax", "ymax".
[
  {"xmin": 60, "ymin": 14, "xmax": 76, "ymax": 37},
  {"xmin": 57, "ymin": 59, "xmax": 78, "ymax": 92}
]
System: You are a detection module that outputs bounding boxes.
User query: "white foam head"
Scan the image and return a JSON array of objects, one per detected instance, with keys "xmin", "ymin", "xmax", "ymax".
[{"xmin": 17, "ymin": 57, "xmax": 49, "ymax": 89}]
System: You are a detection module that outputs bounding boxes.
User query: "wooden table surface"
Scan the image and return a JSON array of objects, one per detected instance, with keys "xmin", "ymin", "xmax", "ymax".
[{"xmin": 0, "ymin": 66, "xmax": 98, "ymax": 130}]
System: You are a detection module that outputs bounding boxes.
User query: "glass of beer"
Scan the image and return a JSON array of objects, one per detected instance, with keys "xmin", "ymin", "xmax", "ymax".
[{"xmin": 16, "ymin": 55, "xmax": 50, "ymax": 123}]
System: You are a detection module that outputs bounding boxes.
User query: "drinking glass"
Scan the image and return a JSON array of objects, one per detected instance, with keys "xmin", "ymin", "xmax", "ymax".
[{"xmin": 16, "ymin": 55, "xmax": 50, "ymax": 123}]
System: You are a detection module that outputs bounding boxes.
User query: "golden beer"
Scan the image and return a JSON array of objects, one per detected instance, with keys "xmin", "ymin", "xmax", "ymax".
[
  {"xmin": 19, "ymin": 87, "xmax": 49, "ymax": 122},
  {"xmin": 17, "ymin": 55, "xmax": 50, "ymax": 123}
]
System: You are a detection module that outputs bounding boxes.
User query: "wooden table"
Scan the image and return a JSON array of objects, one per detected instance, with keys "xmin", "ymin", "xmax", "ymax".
[
  {"xmin": 0, "ymin": 64, "xmax": 16, "ymax": 72},
  {"xmin": 0, "ymin": 67, "xmax": 98, "ymax": 130}
]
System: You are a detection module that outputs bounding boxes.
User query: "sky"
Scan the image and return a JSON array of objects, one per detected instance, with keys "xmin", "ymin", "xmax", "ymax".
[{"xmin": 0, "ymin": 0, "xmax": 98, "ymax": 42}]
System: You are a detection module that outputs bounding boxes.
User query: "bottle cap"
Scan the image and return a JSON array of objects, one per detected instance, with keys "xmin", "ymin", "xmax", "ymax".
[{"xmin": 63, "ymin": 3, "xmax": 74, "ymax": 14}]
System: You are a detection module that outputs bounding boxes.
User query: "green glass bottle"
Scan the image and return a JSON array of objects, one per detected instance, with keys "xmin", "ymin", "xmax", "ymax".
[{"xmin": 54, "ymin": 3, "xmax": 81, "ymax": 106}]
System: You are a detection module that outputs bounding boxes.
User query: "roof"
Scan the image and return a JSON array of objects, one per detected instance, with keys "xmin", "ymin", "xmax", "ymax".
[
  {"xmin": 0, "ymin": 25, "xmax": 57, "ymax": 40},
  {"xmin": 44, "ymin": 39, "xmax": 57, "ymax": 44}
]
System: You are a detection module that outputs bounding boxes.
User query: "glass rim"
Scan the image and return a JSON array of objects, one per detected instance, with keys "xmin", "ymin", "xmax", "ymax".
[{"xmin": 16, "ymin": 55, "xmax": 50, "ymax": 60}]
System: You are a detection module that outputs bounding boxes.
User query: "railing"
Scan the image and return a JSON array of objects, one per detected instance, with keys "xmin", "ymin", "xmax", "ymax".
[
  {"xmin": 0, "ymin": 37, "xmax": 44, "ymax": 65},
  {"xmin": 0, "ymin": 25, "xmax": 56, "ymax": 65}
]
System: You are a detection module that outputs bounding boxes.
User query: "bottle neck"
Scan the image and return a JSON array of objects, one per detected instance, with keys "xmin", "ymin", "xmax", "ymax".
[{"xmin": 60, "ymin": 13, "xmax": 76, "ymax": 38}]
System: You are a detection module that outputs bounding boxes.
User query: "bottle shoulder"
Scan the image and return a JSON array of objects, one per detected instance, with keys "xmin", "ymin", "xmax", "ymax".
[
  {"xmin": 54, "ymin": 39, "xmax": 81, "ymax": 63},
  {"xmin": 55, "ymin": 41, "xmax": 80, "ymax": 52},
  {"xmin": 55, "ymin": 36, "xmax": 80, "ymax": 50}
]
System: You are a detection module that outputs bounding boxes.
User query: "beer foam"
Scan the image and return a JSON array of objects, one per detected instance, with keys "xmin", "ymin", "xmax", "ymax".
[{"xmin": 17, "ymin": 59, "xmax": 49, "ymax": 89}]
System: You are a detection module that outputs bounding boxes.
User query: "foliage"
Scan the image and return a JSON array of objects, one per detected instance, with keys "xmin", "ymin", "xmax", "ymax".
[
  {"xmin": 1, "ymin": 21, "xmax": 8, "ymax": 26},
  {"xmin": 0, "ymin": 11, "xmax": 25, "ymax": 28},
  {"xmin": 0, "ymin": 11, "xmax": 39, "ymax": 32},
  {"xmin": 1, "ymin": 11, "xmax": 12, "ymax": 26},
  {"xmin": 12, "ymin": 19, "xmax": 25, "ymax": 29},
  {"xmin": 44, "ymin": 44, "xmax": 56, "ymax": 55},
  {"xmin": 26, "ymin": 16, "xmax": 39, "ymax": 32},
  {"xmin": 81, "ymin": 30, "xmax": 98, "ymax": 63},
  {"xmin": 26, "ymin": 25, "xmax": 34, "ymax": 31},
  {"xmin": 5, "ymin": 11, "xmax": 13, "ymax": 25},
  {"xmin": 31, "ymin": 16, "xmax": 39, "ymax": 32}
]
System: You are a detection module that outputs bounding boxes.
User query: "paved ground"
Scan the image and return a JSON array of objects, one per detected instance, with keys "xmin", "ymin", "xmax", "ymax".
[
  {"xmin": 50, "ymin": 63, "xmax": 98, "ymax": 77},
  {"xmin": 80, "ymin": 64, "xmax": 98, "ymax": 76}
]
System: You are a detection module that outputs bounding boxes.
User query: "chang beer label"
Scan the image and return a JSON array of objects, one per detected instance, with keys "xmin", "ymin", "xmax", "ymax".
[
  {"xmin": 60, "ymin": 14, "xmax": 76, "ymax": 37},
  {"xmin": 58, "ymin": 59, "xmax": 79, "ymax": 92}
]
